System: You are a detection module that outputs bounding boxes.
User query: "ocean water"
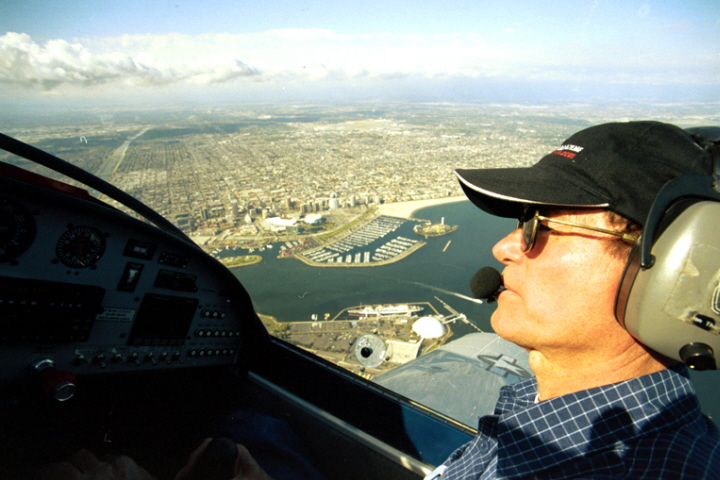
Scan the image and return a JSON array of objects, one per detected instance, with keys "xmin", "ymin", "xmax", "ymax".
[{"xmin": 232, "ymin": 200, "xmax": 720, "ymax": 425}]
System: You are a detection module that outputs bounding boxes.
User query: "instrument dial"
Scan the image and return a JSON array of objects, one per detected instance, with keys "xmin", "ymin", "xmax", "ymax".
[
  {"xmin": 0, "ymin": 198, "xmax": 36, "ymax": 263},
  {"xmin": 56, "ymin": 225, "xmax": 106, "ymax": 268}
]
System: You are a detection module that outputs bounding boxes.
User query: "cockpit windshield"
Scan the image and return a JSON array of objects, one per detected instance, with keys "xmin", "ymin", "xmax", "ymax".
[{"xmin": 1, "ymin": 0, "xmax": 719, "ymax": 428}]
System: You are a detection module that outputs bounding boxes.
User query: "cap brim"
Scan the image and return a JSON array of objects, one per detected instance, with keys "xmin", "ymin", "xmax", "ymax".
[{"xmin": 456, "ymin": 168, "xmax": 610, "ymax": 219}]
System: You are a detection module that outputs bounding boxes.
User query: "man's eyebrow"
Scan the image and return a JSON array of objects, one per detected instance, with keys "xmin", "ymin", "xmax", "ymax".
[{"xmin": 538, "ymin": 207, "xmax": 563, "ymax": 217}]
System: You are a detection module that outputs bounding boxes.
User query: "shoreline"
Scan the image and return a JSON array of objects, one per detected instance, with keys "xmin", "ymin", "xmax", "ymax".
[
  {"xmin": 197, "ymin": 196, "xmax": 467, "ymax": 252},
  {"xmin": 219, "ymin": 254, "xmax": 263, "ymax": 268},
  {"xmin": 376, "ymin": 196, "xmax": 467, "ymax": 219}
]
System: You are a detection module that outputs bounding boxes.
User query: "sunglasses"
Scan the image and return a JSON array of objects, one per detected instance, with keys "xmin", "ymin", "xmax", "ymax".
[{"xmin": 518, "ymin": 210, "xmax": 639, "ymax": 253}]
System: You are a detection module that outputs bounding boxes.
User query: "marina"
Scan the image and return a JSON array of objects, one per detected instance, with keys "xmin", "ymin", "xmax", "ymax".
[{"xmin": 299, "ymin": 216, "xmax": 426, "ymax": 266}]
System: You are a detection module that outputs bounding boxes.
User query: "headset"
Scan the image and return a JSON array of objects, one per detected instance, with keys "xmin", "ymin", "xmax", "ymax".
[{"xmin": 615, "ymin": 126, "xmax": 720, "ymax": 370}]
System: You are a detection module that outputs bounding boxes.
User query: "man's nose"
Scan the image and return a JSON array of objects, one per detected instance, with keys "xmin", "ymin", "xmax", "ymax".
[{"xmin": 492, "ymin": 227, "xmax": 525, "ymax": 264}]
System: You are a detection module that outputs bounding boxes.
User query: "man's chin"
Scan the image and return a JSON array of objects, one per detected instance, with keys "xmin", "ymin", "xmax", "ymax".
[{"xmin": 490, "ymin": 309, "xmax": 524, "ymax": 344}]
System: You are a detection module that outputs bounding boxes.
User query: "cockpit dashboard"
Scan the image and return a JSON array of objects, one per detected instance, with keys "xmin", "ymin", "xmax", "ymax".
[{"xmin": 0, "ymin": 164, "xmax": 261, "ymax": 391}]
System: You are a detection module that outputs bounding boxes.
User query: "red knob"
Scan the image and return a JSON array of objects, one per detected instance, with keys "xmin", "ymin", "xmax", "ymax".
[{"xmin": 33, "ymin": 360, "xmax": 78, "ymax": 402}]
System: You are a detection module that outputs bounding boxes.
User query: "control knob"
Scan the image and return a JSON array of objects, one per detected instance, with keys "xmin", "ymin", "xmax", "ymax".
[{"xmin": 31, "ymin": 359, "xmax": 78, "ymax": 402}]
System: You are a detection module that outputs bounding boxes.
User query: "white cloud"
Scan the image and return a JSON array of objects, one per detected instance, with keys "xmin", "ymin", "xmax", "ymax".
[
  {"xmin": 0, "ymin": 32, "xmax": 259, "ymax": 92},
  {"xmin": 0, "ymin": 29, "xmax": 717, "ymax": 100}
]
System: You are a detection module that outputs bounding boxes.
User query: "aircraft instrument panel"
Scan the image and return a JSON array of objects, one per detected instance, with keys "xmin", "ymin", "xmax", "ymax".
[{"xmin": 0, "ymin": 172, "xmax": 258, "ymax": 396}]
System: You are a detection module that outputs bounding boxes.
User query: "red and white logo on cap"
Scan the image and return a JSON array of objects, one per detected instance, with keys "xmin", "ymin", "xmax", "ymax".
[{"xmin": 551, "ymin": 143, "xmax": 584, "ymax": 159}]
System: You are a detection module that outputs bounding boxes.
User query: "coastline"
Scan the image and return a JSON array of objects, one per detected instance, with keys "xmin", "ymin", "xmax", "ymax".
[
  {"xmin": 376, "ymin": 196, "xmax": 467, "ymax": 219},
  {"xmin": 219, "ymin": 254, "xmax": 263, "ymax": 268}
]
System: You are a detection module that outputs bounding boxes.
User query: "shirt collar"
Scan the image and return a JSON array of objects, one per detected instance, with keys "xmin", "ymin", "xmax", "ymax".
[{"xmin": 494, "ymin": 365, "xmax": 699, "ymax": 479}]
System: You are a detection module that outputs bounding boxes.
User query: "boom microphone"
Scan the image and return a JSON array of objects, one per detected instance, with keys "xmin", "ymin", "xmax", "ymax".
[{"xmin": 470, "ymin": 267, "xmax": 504, "ymax": 302}]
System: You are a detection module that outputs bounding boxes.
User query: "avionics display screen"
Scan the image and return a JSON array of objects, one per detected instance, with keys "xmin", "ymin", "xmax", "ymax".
[{"xmin": 128, "ymin": 293, "xmax": 198, "ymax": 346}]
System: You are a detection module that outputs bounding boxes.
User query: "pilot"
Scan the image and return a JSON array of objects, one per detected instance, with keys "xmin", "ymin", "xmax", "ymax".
[{"xmin": 425, "ymin": 120, "xmax": 720, "ymax": 479}]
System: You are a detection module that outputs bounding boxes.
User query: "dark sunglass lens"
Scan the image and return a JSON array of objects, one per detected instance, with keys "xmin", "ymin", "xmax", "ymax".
[{"xmin": 521, "ymin": 216, "xmax": 537, "ymax": 252}]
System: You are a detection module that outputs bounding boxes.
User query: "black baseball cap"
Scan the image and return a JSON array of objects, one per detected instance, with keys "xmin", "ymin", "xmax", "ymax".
[{"xmin": 456, "ymin": 121, "xmax": 713, "ymax": 226}]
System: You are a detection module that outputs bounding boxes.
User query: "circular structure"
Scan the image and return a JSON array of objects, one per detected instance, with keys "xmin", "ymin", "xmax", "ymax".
[
  {"xmin": 412, "ymin": 316, "xmax": 446, "ymax": 339},
  {"xmin": 353, "ymin": 334, "xmax": 388, "ymax": 368},
  {"xmin": 56, "ymin": 225, "xmax": 106, "ymax": 268}
]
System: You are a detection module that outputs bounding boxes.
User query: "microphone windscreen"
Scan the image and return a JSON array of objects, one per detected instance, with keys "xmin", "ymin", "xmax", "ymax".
[{"xmin": 470, "ymin": 267, "xmax": 502, "ymax": 300}]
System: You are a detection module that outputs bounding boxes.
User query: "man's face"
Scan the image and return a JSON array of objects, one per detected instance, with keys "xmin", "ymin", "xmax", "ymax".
[{"xmin": 490, "ymin": 208, "xmax": 634, "ymax": 363}]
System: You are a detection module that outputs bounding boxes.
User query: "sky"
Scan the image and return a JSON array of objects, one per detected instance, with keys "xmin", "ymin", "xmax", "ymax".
[{"xmin": 0, "ymin": 0, "xmax": 718, "ymax": 108}]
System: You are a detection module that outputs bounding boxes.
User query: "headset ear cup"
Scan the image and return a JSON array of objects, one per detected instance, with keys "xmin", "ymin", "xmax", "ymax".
[{"xmin": 619, "ymin": 201, "xmax": 720, "ymax": 370}]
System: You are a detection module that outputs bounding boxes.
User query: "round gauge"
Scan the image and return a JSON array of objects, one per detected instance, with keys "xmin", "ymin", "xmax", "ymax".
[
  {"xmin": 0, "ymin": 198, "xmax": 36, "ymax": 263},
  {"xmin": 56, "ymin": 225, "xmax": 106, "ymax": 268}
]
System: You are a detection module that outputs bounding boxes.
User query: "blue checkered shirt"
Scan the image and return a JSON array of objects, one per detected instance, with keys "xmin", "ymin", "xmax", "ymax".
[{"xmin": 427, "ymin": 364, "xmax": 720, "ymax": 479}]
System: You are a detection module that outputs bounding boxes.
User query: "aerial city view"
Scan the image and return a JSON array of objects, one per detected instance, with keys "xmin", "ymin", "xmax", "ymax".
[{"xmin": 3, "ymin": 101, "xmax": 718, "ymax": 379}]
